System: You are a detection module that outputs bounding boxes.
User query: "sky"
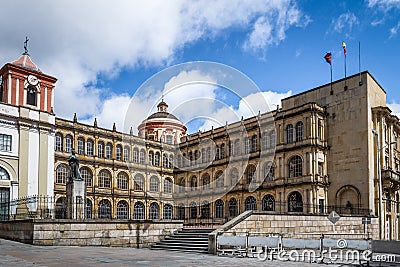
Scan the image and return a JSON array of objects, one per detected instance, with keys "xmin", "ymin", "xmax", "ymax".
[{"xmin": 1, "ymin": 0, "xmax": 400, "ymax": 134}]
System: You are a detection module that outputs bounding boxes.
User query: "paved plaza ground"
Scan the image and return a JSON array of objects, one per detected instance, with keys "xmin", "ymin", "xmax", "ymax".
[
  {"xmin": 0, "ymin": 238, "xmax": 333, "ymax": 267},
  {"xmin": 1, "ymin": 238, "xmax": 400, "ymax": 267}
]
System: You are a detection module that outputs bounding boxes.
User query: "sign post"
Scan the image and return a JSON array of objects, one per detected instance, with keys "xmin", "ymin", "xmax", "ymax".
[{"xmin": 328, "ymin": 211, "xmax": 341, "ymax": 233}]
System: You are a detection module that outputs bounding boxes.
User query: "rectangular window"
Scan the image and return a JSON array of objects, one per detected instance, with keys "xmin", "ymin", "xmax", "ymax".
[
  {"xmin": 86, "ymin": 141, "xmax": 93, "ymax": 156},
  {"xmin": 98, "ymin": 143, "xmax": 104, "ymax": 158},
  {"xmin": 77, "ymin": 139, "xmax": 84, "ymax": 154},
  {"xmin": 105, "ymin": 145, "xmax": 112, "ymax": 159},
  {"xmin": 244, "ymin": 138, "xmax": 250, "ymax": 154},
  {"xmin": 0, "ymin": 134, "xmax": 12, "ymax": 152},
  {"xmin": 318, "ymin": 162, "xmax": 324, "ymax": 176},
  {"xmin": 166, "ymin": 135, "xmax": 173, "ymax": 144}
]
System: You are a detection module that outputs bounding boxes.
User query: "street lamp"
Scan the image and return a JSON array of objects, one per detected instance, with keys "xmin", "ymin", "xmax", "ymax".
[{"xmin": 372, "ymin": 129, "xmax": 396, "ymax": 240}]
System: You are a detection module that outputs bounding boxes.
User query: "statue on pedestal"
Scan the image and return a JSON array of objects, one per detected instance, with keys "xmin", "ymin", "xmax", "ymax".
[{"xmin": 68, "ymin": 149, "xmax": 82, "ymax": 182}]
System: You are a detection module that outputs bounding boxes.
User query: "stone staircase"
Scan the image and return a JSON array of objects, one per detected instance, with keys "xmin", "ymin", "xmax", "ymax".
[{"xmin": 151, "ymin": 228, "xmax": 213, "ymax": 254}]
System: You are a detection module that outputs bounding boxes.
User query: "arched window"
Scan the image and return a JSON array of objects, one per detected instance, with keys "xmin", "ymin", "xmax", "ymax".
[
  {"xmin": 190, "ymin": 202, "xmax": 197, "ymax": 219},
  {"xmin": 26, "ymin": 85, "xmax": 37, "ymax": 106},
  {"xmin": 86, "ymin": 139, "xmax": 94, "ymax": 156},
  {"xmin": 215, "ymin": 199, "xmax": 224, "ymax": 218},
  {"xmin": 77, "ymin": 137, "xmax": 84, "ymax": 154},
  {"xmin": 0, "ymin": 166, "xmax": 9, "ymax": 181},
  {"xmin": 149, "ymin": 202, "xmax": 159, "ymax": 220},
  {"xmin": 269, "ymin": 130, "xmax": 276, "ymax": 148},
  {"xmin": 190, "ymin": 176, "xmax": 197, "ymax": 191},
  {"xmin": 189, "ymin": 151, "xmax": 193, "ymax": 165},
  {"xmin": 98, "ymin": 199, "xmax": 111, "ymax": 219},
  {"xmin": 98, "ymin": 141, "xmax": 104, "ymax": 158},
  {"xmin": 163, "ymin": 204, "xmax": 173, "ymax": 220},
  {"xmin": 263, "ymin": 162, "xmax": 274, "ymax": 181},
  {"xmin": 244, "ymin": 137, "xmax": 250, "ymax": 154},
  {"xmin": 215, "ymin": 171, "xmax": 224, "ymax": 188},
  {"xmin": 202, "ymin": 173, "xmax": 210, "ymax": 188},
  {"xmin": 116, "ymin": 200, "xmax": 129, "ymax": 219},
  {"xmin": 133, "ymin": 202, "xmax": 145, "ymax": 220},
  {"xmin": 262, "ymin": 194, "xmax": 275, "ymax": 211},
  {"xmin": 86, "ymin": 199, "xmax": 92, "ymax": 219},
  {"xmin": 134, "ymin": 174, "xmax": 144, "ymax": 191},
  {"xmin": 252, "ymin": 135, "xmax": 258, "ymax": 152},
  {"xmin": 262, "ymin": 133, "xmax": 268, "ymax": 150},
  {"xmin": 139, "ymin": 149, "xmax": 146, "ymax": 164},
  {"xmin": 133, "ymin": 147, "xmax": 139, "ymax": 163},
  {"xmin": 215, "ymin": 146, "xmax": 220, "ymax": 160},
  {"xmin": 154, "ymin": 152, "xmax": 160, "ymax": 166},
  {"xmin": 98, "ymin": 169, "xmax": 111, "ymax": 188},
  {"xmin": 288, "ymin": 156, "xmax": 302, "ymax": 177},
  {"xmin": 179, "ymin": 177, "xmax": 186, "ymax": 193},
  {"xmin": 117, "ymin": 172, "xmax": 128, "ymax": 190},
  {"xmin": 230, "ymin": 168, "xmax": 239, "ymax": 186},
  {"xmin": 288, "ymin": 191, "xmax": 303, "ymax": 212},
  {"xmin": 220, "ymin": 143, "xmax": 225, "ymax": 158},
  {"xmin": 201, "ymin": 201, "xmax": 210, "ymax": 219},
  {"xmin": 169, "ymin": 155, "xmax": 173, "ymax": 169},
  {"xmin": 234, "ymin": 139, "xmax": 240, "ymax": 155},
  {"xmin": 163, "ymin": 153, "xmax": 168, "ymax": 168},
  {"xmin": 65, "ymin": 134, "xmax": 73, "ymax": 153},
  {"xmin": 245, "ymin": 196, "xmax": 257, "ymax": 211},
  {"xmin": 148, "ymin": 151, "xmax": 154, "ymax": 166},
  {"xmin": 55, "ymin": 197, "xmax": 67, "ymax": 219},
  {"xmin": 164, "ymin": 178, "xmax": 173, "ymax": 194},
  {"xmin": 296, "ymin": 121, "xmax": 303, "ymax": 141},
  {"xmin": 194, "ymin": 150, "xmax": 199, "ymax": 164},
  {"xmin": 201, "ymin": 148, "xmax": 206, "ymax": 163},
  {"xmin": 105, "ymin": 142, "xmax": 112, "ymax": 159},
  {"xmin": 55, "ymin": 133, "xmax": 63, "ymax": 151},
  {"xmin": 206, "ymin": 148, "xmax": 211, "ymax": 163},
  {"xmin": 177, "ymin": 204, "xmax": 185, "ymax": 220},
  {"xmin": 286, "ymin": 124, "xmax": 294, "ymax": 143},
  {"xmin": 123, "ymin": 146, "xmax": 130, "ymax": 162},
  {"xmin": 56, "ymin": 164, "xmax": 68, "ymax": 184},
  {"xmin": 116, "ymin": 144, "xmax": 122, "ymax": 161},
  {"xmin": 245, "ymin": 165, "xmax": 256, "ymax": 184},
  {"xmin": 149, "ymin": 176, "xmax": 159, "ymax": 192},
  {"xmin": 228, "ymin": 198, "xmax": 238, "ymax": 217},
  {"xmin": 80, "ymin": 167, "xmax": 93, "ymax": 187}
]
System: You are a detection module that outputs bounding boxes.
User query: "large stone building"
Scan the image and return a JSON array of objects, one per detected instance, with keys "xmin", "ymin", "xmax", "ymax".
[{"xmin": 0, "ymin": 50, "xmax": 399, "ymax": 240}]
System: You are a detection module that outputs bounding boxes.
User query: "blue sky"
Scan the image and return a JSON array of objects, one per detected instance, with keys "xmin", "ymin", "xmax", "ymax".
[{"xmin": 0, "ymin": 1, "xmax": 399, "ymax": 133}]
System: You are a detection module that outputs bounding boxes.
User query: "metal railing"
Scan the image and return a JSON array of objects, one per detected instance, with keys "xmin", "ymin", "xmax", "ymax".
[{"xmin": 0, "ymin": 195, "xmax": 373, "ymax": 222}]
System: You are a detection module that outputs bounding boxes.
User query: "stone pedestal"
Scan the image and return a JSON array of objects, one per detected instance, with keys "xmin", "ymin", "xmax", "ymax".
[{"xmin": 66, "ymin": 180, "xmax": 86, "ymax": 220}]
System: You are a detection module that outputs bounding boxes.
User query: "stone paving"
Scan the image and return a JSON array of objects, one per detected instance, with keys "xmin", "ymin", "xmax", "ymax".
[{"xmin": 0, "ymin": 238, "xmax": 332, "ymax": 267}]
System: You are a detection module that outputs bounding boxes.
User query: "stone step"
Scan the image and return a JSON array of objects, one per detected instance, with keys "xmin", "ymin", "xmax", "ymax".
[
  {"xmin": 151, "ymin": 228, "xmax": 212, "ymax": 253},
  {"xmin": 150, "ymin": 247, "xmax": 209, "ymax": 254}
]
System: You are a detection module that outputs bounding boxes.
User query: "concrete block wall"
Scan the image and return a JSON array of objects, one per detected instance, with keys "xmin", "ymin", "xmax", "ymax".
[
  {"xmin": 228, "ymin": 213, "xmax": 378, "ymax": 239},
  {"xmin": 0, "ymin": 220, "xmax": 183, "ymax": 248}
]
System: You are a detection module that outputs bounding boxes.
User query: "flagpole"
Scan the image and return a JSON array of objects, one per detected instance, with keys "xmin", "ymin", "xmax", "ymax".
[
  {"xmin": 359, "ymin": 41, "xmax": 363, "ymax": 86},
  {"xmin": 342, "ymin": 41, "xmax": 347, "ymax": 90},
  {"xmin": 344, "ymin": 53, "xmax": 347, "ymax": 90},
  {"xmin": 330, "ymin": 63, "xmax": 333, "ymax": 95}
]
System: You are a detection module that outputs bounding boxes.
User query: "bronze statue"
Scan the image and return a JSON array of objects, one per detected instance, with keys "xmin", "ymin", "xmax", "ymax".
[{"xmin": 68, "ymin": 148, "xmax": 82, "ymax": 182}]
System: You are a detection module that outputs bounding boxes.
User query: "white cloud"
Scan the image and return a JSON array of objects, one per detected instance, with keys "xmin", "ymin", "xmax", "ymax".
[
  {"xmin": 390, "ymin": 22, "xmax": 400, "ymax": 38},
  {"xmin": 0, "ymin": 1, "xmax": 304, "ymax": 126},
  {"xmin": 243, "ymin": 1, "xmax": 307, "ymax": 53},
  {"xmin": 199, "ymin": 90, "xmax": 292, "ymax": 131},
  {"xmin": 388, "ymin": 102, "xmax": 400, "ymax": 118},
  {"xmin": 330, "ymin": 12, "xmax": 359, "ymax": 34},
  {"xmin": 368, "ymin": 0, "xmax": 400, "ymax": 10}
]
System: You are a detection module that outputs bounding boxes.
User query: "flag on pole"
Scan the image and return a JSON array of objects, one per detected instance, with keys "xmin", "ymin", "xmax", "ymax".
[
  {"xmin": 342, "ymin": 41, "xmax": 347, "ymax": 56},
  {"xmin": 324, "ymin": 52, "xmax": 332, "ymax": 65}
]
